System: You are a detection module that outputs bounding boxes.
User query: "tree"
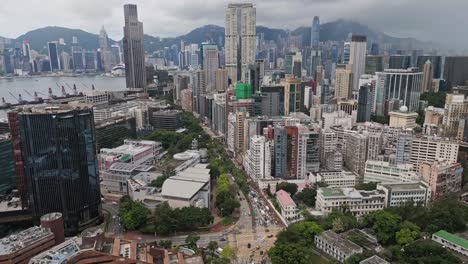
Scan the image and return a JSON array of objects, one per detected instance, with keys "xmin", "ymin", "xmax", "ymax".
[
  {"xmin": 207, "ymin": 241, "xmax": 218, "ymax": 256},
  {"xmin": 321, "ymin": 210, "xmax": 358, "ymax": 233},
  {"xmin": 277, "ymin": 182, "xmax": 298, "ymax": 196},
  {"xmin": 396, "ymin": 228, "xmax": 419, "ymax": 245},
  {"xmin": 266, "ymin": 184, "xmax": 272, "ymax": 197},
  {"xmin": 220, "ymin": 245, "xmax": 236, "ymax": 260},
  {"xmin": 425, "ymin": 196, "xmax": 468, "ymax": 233},
  {"xmin": 355, "ymin": 182, "xmax": 378, "ymax": 191},
  {"xmin": 150, "ymin": 175, "xmax": 169, "ymax": 188},
  {"xmin": 294, "ymin": 188, "xmax": 317, "ymax": 207},
  {"xmin": 217, "ymin": 174, "xmax": 230, "ymax": 194},
  {"xmin": 363, "ymin": 211, "xmax": 401, "ymax": 245},
  {"xmin": 216, "ymin": 191, "xmax": 240, "ymax": 217},
  {"xmin": 211, "ymin": 258, "xmax": 231, "ymax": 264},
  {"xmin": 120, "ymin": 201, "xmax": 150, "ymax": 230},
  {"xmin": 185, "ymin": 234, "xmax": 200, "ymax": 250},
  {"xmin": 268, "ymin": 243, "xmax": 311, "ymax": 264},
  {"xmin": 420, "ymin": 92, "xmax": 447, "ymax": 108},
  {"xmin": 291, "ymin": 222, "xmax": 323, "ymax": 245},
  {"xmin": 158, "ymin": 240, "xmax": 172, "ymax": 249},
  {"xmin": 400, "ymin": 241, "xmax": 461, "ymax": 264}
]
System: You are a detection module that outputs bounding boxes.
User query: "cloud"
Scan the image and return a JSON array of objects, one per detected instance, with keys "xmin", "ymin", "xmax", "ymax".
[{"xmin": 0, "ymin": 0, "xmax": 466, "ymax": 52}]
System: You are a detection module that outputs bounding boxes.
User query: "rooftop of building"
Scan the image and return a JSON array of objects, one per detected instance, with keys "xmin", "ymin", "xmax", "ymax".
[
  {"xmin": 433, "ymin": 230, "xmax": 468, "ymax": 249},
  {"xmin": 11, "ymin": 104, "xmax": 92, "ymax": 115},
  {"xmin": 95, "ymin": 115, "xmax": 135, "ymax": 128},
  {"xmin": 40, "ymin": 212, "xmax": 62, "ymax": 222},
  {"xmin": 317, "ymin": 230, "xmax": 362, "ymax": 255},
  {"xmin": 132, "ymin": 171, "xmax": 162, "ymax": 185},
  {"xmin": 360, "ymin": 255, "xmax": 390, "ymax": 264},
  {"xmin": 161, "ymin": 179, "xmax": 206, "ymax": 200},
  {"xmin": 29, "ymin": 238, "xmax": 82, "ymax": 263},
  {"xmin": 276, "ymin": 190, "xmax": 296, "ymax": 208},
  {"xmin": 108, "ymin": 163, "xmax": 154, "ymax": 173},
  {"xmin": 0, "ymin": 226, "xmax": 53, "ymax": 255},
  {"xmin": 100, "ymin": 140, "xmax": 158, "ymax": 157},
  {"xmin": 319, "ymin": 187, "xmax": 385, "ymax": 199},
  {"xmin": 319, "ymin": 188, "xmax": 346, "ymax": 198},
  {"xmin": 378, "ymin": 181, "xmax": 429, "ymax": 192}
]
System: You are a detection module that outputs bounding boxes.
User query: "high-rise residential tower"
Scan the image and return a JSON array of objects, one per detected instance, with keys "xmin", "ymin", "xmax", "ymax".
[
  {"xmin": 225, "ymin": 3, "xmax": 256, "ymax": 82},
  {"xmin": 349, "ymin": 35, "xmax": 367, "ymax": 92},
  {"xmin": 311, "ymin": 16, "xmax": 320, "ymax": 47},
  {"xmin": 8, "ymin": 105, "xmax": 102, "ymax": 235},
  {"xmin": 123, "ymin": 4, "xmax": 146, "ymax": 90}
]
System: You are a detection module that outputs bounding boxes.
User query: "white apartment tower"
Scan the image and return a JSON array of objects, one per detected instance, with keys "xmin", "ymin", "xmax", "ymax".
[
  {"xmin": 245, "ymin": 135, "xmax": 272, "ymax": 179},
  {"xmin": 225, "ymin": 3, "xmax": 256, "ymax": 82}
]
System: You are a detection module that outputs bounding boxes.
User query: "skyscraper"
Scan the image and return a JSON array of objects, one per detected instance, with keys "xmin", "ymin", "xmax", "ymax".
[
  {"xmin": 225, "ymin": 3, "xmax": 256, "ymax": 82},
  {"xmin": 357, "ymin": 84, "xmax": 372, "ymax": 122},
  {"xmin": 310, "ymin": 16, "xmax": 320, "ymax": 47},
  {"xmin": 47, "ymin": 42, "xmax": 61, "ymax": 71},
  {"xmin": 71, "ymin": 46, "xmax": 84, "ymax": 71},
  {"xmin": 123, "ymin": 4, "xmax": 146, "ymax": 90},
  {"xmin": 349, "ymin": 35, "xmax": 367, "ymax": 92},
  {"xmin": 416, "ymin": 55, "xmax": 441, "ymax": 79},
  {"xmin": 22, "ymin": 40, "xmax": 32, "ymax": 72},
  {"xmin": 334, "ymin": 64, "xmax": 353, "ymax": 99},
  {"xmin": 422, "ymin": 60, "xmax": 433, "ymax": 93},
  {"xmin": 443, "ymin": 56, "xmax": 468, "ymax": 90},
  {"xmin": 201, "ymin": 43, "xmax": 219, "ymax": 92},
  {"xmin": 388, "ymin": 55, "xmax": 411, "ymax": 69},
  {"xmin": 99, "ymin": 26, "xmax": 109, "ymax": 50},
  {"xmin": 374, "ymin": 68, "xmax": 423, "ymax": 115},
  {"xmin": 8, "ymin": 105, "xmax": 102, "ymax": 235}
]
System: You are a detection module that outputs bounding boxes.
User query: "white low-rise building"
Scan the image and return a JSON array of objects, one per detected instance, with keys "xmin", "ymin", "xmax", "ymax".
[
  {"xmin": 316, "ymin": 188, "xmax": 385, "ymax": 217},
  {"xmin": 364, "ymin": 160, "xmax": 420, "ymax": 184},
  {"xmin": 432, "ymin": 230, "xmax": 468, "ymax": 257},
  {"xmin": 128, "ymin": 164, "xmax": 211, "ymax": 210},
  {"xmin": 314, "ymin": 171, "xmax": 357, "ymax": 188},
  {"xmin": 99, "ymin": 139, "xmax": 162, "ymax": 172},
  {"xmin": 101, "ymin": 163, "xmax": 158, "ymax": 195},
  {"xmin": 315, "ymin": 230, "xmax": 363, "ymax": 263},
  {"xmin": 275, "ymin": 190, "xmax": 299, "ymax": 222},
  {"xmin": 377, "ymin": 181, "xmax": 431, "ymax": 207}
]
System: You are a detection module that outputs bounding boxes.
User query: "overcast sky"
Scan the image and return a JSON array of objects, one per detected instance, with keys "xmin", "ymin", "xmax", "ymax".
[{"xmin": 0, "ymin": 0, "xmax": 466, "ymax": 51}]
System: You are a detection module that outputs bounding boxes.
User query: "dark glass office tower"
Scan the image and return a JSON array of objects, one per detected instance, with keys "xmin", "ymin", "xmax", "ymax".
[
  {"xmin": 8, "ymin": 105, "xmax": 101, "ymax": 235},
  {"xmin": 47, "ymin": 42, "xmax": 61, "ymax": 71},
  {"xmin": 357, "ymin": 84, "xmax": 372, "ymax": 123},
  {"xmin": 444, "ymin": 56, "xmax": 468, "ymax": 90},
  {"xmin": 0, "ymin": 137, "xmax": 15, "ymax": 195},
  {"xmin": 389, "ymin": 55, "xmax": 411, "ymax": 69}
]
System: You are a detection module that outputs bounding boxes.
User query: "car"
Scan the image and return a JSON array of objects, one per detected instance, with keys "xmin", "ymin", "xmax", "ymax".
[
  {"xmin": 267, "ymin": 234, "xmax": 274, "ymax": 238},
  {"xmin": 219, "ymin": 238, "xmax": 226, "ymax": 242}
]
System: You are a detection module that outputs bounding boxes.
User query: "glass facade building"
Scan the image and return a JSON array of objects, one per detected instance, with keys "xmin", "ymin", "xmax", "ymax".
[
  {"xmin": 0, "ymin": 137, "xmax": 15, "ymax": 195},
  {"xmin": 8, "ymin": 105, "xmax": 101, "ymax": 235}
]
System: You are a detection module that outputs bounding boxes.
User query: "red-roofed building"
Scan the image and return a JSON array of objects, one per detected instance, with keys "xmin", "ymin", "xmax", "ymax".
[{"xmin": 275, "ymin": 190, "xmax": 299, "ymax": 222}]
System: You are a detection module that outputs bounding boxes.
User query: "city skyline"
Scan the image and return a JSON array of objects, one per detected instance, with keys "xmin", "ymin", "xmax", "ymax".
[{"xmin": 0, "ymin": 0, "xmax": 466, "ymax": 52}]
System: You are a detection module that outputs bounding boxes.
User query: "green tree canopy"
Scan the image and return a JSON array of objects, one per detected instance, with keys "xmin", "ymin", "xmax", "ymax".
[
  {"xmin": 277, "ymin": 182, "xmax": 298, "ymax": 196},
  {"xmin": 294, "ymin": 187, "xmax": 317, "ymax": 207},
  {"xmin": 400, "ymin": 241, "xmax": 461, "ymax": 264},
  {"xmin": 363, "ymin": 210, "xmax": 401, "ymax": 245},
  {"xmin": 268, "ymin": 243, "xmax": 312, "ymax": 264}
]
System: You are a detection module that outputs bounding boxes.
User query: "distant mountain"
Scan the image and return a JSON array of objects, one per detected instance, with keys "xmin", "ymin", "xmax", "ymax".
[
  {"xmin": 8, "ymin": 20, "xmax": 440, "ymax": 54},
  {"xmin": 15, "ymin": 26, "xmax": 117, "ymax": 53}
]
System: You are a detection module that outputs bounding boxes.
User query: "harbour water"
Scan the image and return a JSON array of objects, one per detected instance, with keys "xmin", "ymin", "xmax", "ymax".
[
  {"xmin": 0, "ymin": 76, "xmax": 127, "ymax": 119},
  {"xmin": 0, "ymin": 76, "xmax": 127, "ymax": 102}
]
